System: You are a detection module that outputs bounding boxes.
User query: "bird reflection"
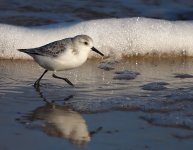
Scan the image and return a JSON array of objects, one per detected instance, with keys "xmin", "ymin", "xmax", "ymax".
[
  {"xmin": 20, "ymin": 87, "xmax": 91, "ymax": 145},
  {"xmin": 29, "ymin": 103, "xmax": 91, "ymax": 145}
]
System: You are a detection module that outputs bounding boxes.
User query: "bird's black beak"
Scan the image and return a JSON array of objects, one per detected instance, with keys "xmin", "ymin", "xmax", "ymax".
[{"xmin": 91, "ymin": 47, "xmax": 104, "ymax": 56}]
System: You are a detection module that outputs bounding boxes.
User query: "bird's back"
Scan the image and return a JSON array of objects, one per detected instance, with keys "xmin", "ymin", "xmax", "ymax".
[{"xmin": 18, "ymin": 38, "xmax": 73, "ymax": 57}]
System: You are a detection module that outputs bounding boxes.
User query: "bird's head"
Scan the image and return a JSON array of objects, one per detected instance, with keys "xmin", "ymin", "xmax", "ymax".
[{"xmin": 72, "ymin": 35, "xmax": 104, "ymax": 56}]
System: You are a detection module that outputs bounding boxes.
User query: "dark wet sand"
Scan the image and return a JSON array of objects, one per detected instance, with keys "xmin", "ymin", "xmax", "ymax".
[{"xmin": 1, "ymin": 58, "xmax": 193, "ymax": 150}]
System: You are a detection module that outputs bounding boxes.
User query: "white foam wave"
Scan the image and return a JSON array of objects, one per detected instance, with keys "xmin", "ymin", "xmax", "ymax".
[{"xmin": 1, "ymin": 17, "xmax": 193, "ymax": 59}]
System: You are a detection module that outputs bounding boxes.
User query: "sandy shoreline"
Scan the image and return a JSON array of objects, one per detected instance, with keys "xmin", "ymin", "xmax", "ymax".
[{"xmin": 0, "ymin": 59, "xmax": 193, "ymax": 149}]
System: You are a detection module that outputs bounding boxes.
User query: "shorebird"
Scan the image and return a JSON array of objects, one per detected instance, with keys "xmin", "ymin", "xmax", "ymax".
[{"xmin": 18, "ymin": 35, "xmax": 104, "ymax": 88}]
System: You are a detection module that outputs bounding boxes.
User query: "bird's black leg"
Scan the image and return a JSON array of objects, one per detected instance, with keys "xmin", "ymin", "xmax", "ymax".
[
  {"xmin": 52, "ymin": 73, "xmax": 74, "ymax": 87},
  {"xmin": 34, "ymin": 70, "xmax": 48, "ymax": 88},
  {"xmin": 90, "ymin": 126, "xmax": 103, "ymax": 137}
]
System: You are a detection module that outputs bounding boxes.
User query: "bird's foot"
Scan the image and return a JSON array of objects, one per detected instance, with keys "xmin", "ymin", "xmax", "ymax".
[{"xmin": 34, "ymin": 81, "xmax": 40, "ymax": 89}]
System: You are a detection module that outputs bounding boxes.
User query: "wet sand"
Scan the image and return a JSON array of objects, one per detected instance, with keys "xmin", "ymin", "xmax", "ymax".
[{"xmin": 0, "ymin": 58, "xmax": 193, "ymax": 150}]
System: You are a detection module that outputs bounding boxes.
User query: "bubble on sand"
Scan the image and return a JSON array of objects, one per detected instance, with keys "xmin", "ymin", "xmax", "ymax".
[
  {"xmin": 174, "ymin": 73, "xmax": 193, "ymax": 79},
  {"xmin": 98, "ymin": 60, "xmax": 119, "ymax": 71},
  {"xmin": 113, "ymin": 70, "xmax": 140, "ymax": 80},
  {"xmin": 165, "ymin": 90, "xmax": 193, "ymax": 101},
  {"xmin": 141, "ymin": 82, "xmax": 169, "ymax": 91}
]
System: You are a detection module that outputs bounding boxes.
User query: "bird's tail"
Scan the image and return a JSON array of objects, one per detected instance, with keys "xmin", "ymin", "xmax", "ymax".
[
  {"xmin": 18, "ymin": 48, "xmax": 40, "ymax": 56},
  {"xmin": 18, "ymin": 49, "xmax": 27, "ymax": 53}
]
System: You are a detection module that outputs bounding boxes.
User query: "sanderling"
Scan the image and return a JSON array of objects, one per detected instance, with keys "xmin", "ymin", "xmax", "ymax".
[{"xmin": 18, "ymin": 35, "xmax": 104, "ymax": 88}]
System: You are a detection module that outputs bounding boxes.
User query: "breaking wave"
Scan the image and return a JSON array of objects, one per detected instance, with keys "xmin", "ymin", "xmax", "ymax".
[{"xmin": 1, "ymin": 17, "xmax": 193, "ymax": 59}]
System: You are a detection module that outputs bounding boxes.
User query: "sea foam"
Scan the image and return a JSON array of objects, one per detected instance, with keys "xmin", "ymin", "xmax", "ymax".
[{"xmin": 1, "ymin": 17, "xmax": 193, "ymax": 59}]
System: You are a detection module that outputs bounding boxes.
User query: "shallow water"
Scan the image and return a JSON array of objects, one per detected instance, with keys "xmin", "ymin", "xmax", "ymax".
[{"xmin": 1, "ymin": 58, "xmax": 193, "ymax": 149}]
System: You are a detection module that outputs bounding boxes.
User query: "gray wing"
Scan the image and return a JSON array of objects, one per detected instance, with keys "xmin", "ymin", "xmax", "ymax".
[{"xmin": 18, "ymin": 38, "xmax": 72, "ymax": 57}]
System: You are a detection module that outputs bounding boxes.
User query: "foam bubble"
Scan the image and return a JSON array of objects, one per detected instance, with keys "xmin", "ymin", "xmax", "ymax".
[
  {"xmin": 98, "ymin": 59, "xmax": 119, "ymax": 71},
  {"xmin": 1, "ymin": 17, "xmax": 193, "ymax": 59},
  {"xmin": 174, "ymin": 73, "xmax": 193, "ymax": 79},
  {"xmin": 113, "ymin": 70, "xmax": 140, "ymax": 80},
  {"xmin": 141, "ymin": 112, "xmax": 193, "ymax": 130},
  {"xmin": 141, "ymin": 82, "xmax": 169, "ymax": 91},
  {"xmin": 67, "ymin": 96, "xmax": 168, "ymax": 113}
]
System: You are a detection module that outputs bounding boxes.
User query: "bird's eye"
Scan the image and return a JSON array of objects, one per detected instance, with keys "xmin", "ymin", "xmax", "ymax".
[{"xmin": 84, "ymin": 42, "xmax": 88, "ymax": 45}]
